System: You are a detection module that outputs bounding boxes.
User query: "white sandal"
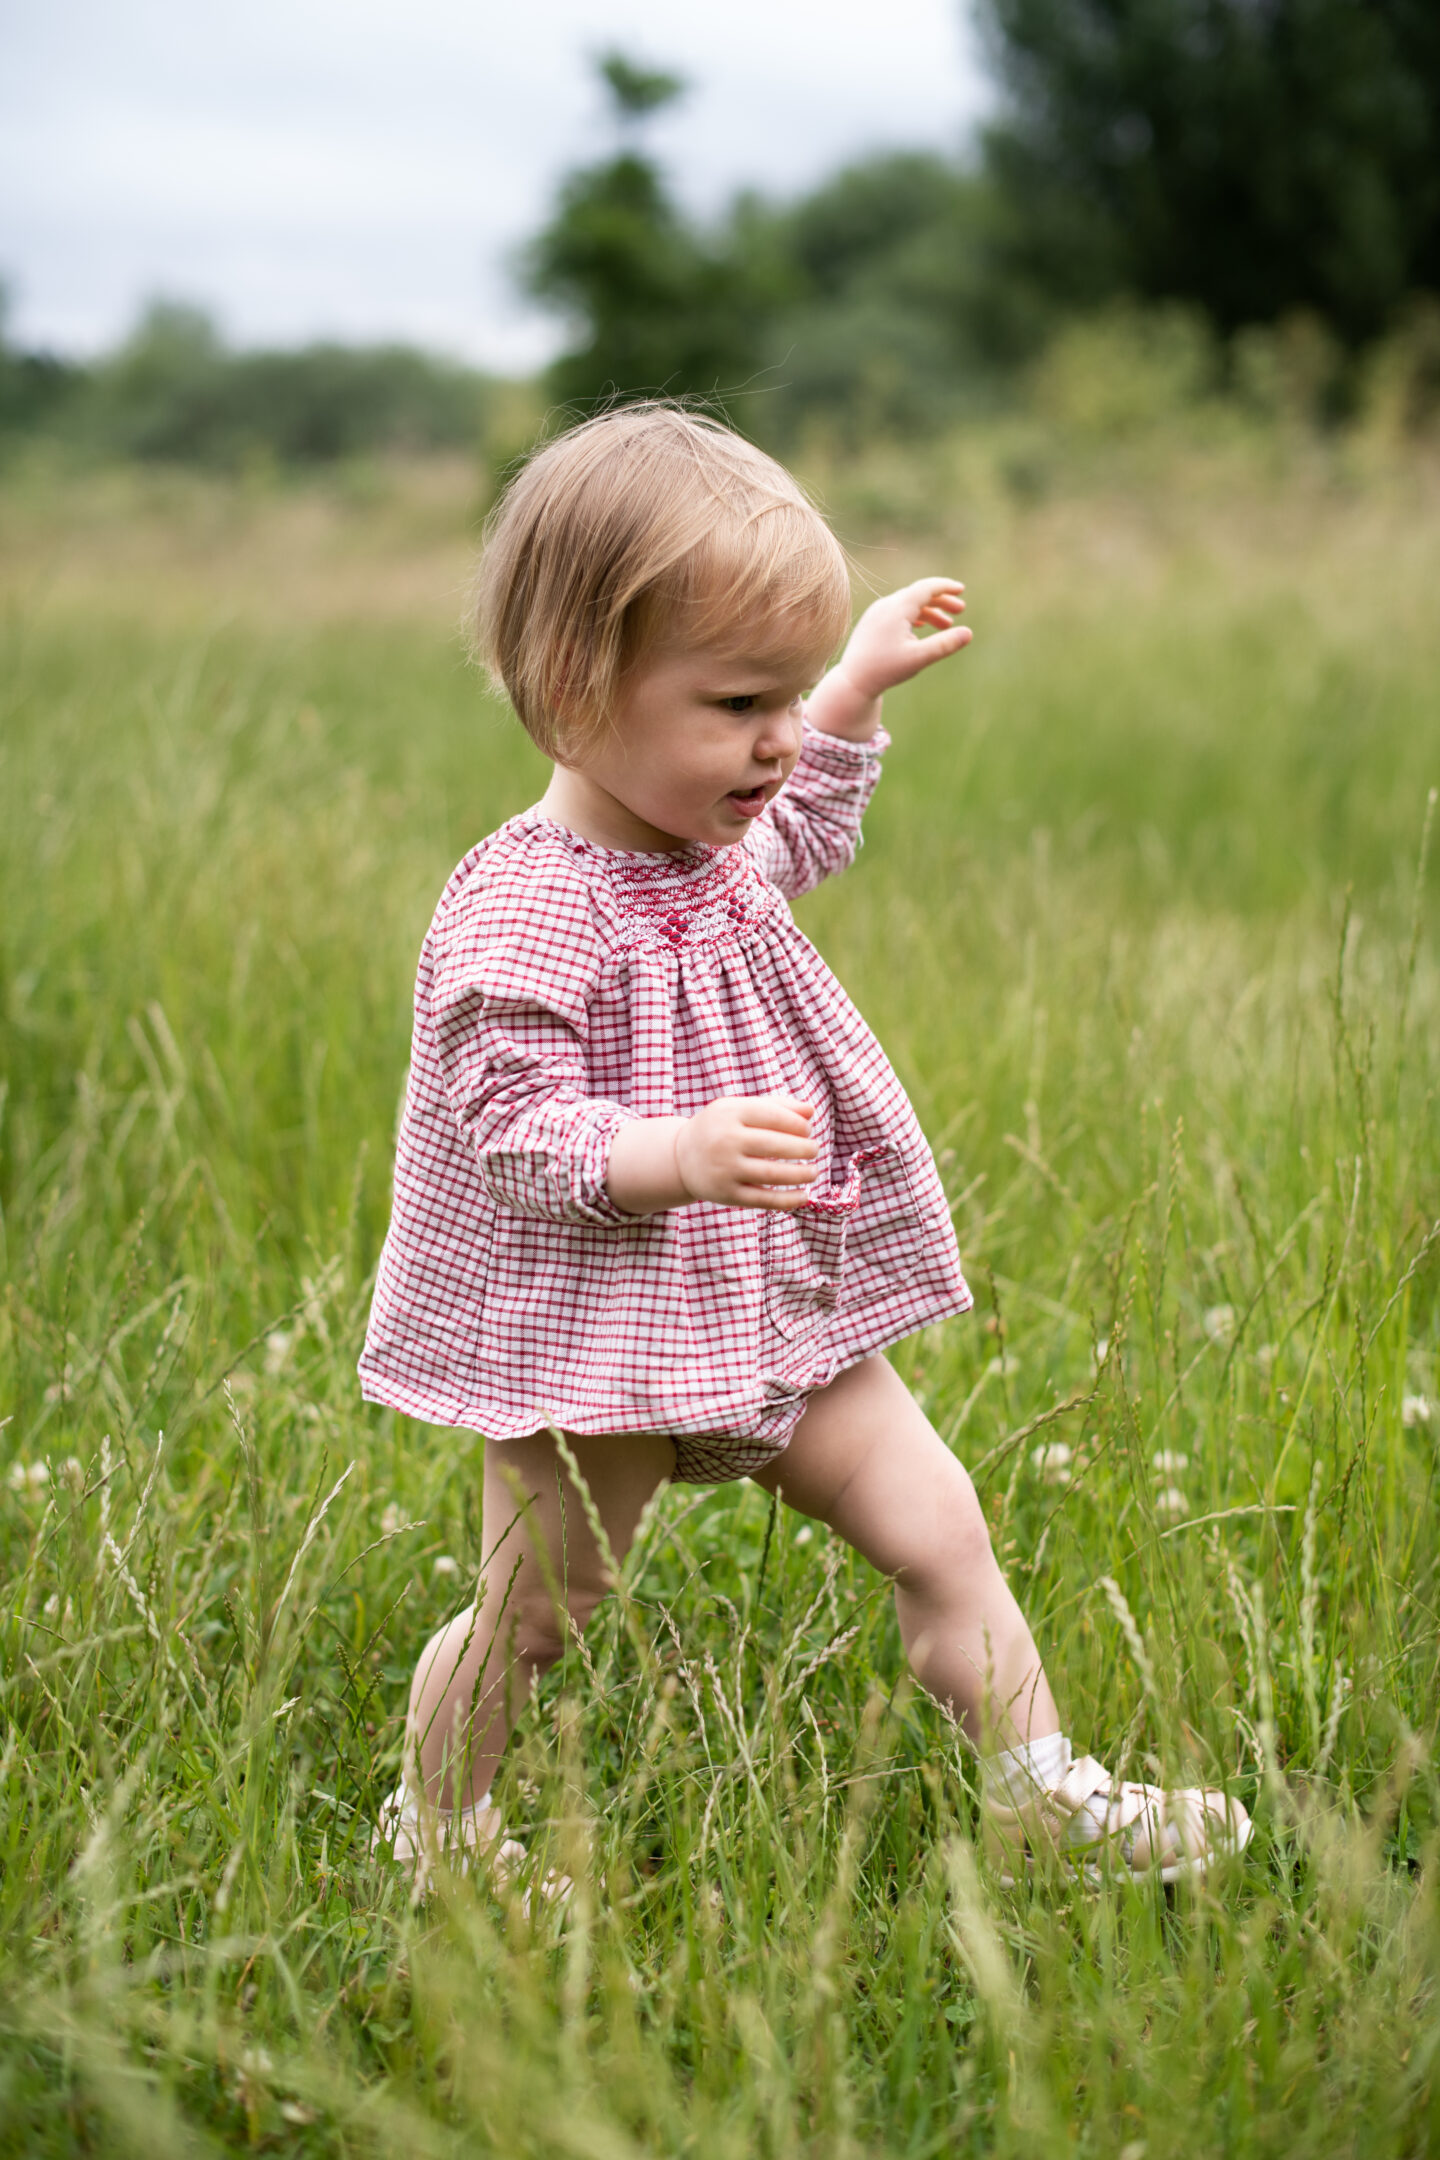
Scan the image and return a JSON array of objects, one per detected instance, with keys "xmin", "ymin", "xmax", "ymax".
[
  {"xmin": 372, "ymin": 1783, "xmax": 571, "ymax": 1906},
  {"xmin": 981, "ymin": 1753, "xmax": 1253, "ymax": 1886}
]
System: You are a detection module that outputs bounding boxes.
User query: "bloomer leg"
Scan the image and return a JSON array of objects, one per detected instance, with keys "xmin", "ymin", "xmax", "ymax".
[
  {"xmin": 406, "ymin": 1428, "xmax": 675, "ymax": 1814},
  {"xmin": 750, "ymin": 1353, "xmax": 1060, "ymax": 1750}
]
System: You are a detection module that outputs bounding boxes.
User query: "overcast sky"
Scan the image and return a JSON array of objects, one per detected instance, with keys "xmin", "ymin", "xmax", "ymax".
[{"xmin": 0, "ymin": 0, "xmax": 991, "ymax": 372}]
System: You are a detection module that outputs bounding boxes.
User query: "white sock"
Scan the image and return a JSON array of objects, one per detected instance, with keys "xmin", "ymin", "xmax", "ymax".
[
  {"xmin": 981, "ymin": 1729, "xmax": 1073, "ymax": 1803},
  {"xmin": 980, "ymin": 1732, "xmax": 1112, "ymax": 1849}
]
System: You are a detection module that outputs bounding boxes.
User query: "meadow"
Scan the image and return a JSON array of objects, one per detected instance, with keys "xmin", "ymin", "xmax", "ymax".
[{"xmin": 1, "ymin": 435, "xmax": 1438, "ymax": 2156}]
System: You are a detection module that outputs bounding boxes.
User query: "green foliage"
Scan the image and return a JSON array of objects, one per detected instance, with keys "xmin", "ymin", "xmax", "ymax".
[
  {"xmin": 0, "ymin": 284, "xmax": 86, "ymax": 441},
  {"xmin": 752, "ymin": 156, "xmax": 1049, "ymax": 445},
  {"xmin": 0, "ymin": 460, "xmax": 1437, "ymax": 2150},
  {"xmin": 526, "ymin": 52, "xmax": 1051, "ymax": 431},
  {"xmin": 524, "ymin": 153, "xmax": 783, "ymax": 414},
  {"xmin": 524, "ymin": 48, "xmax": 772, "ymax": 411},
  {"xmin": 596, "ymin": 50, "xmax": 687, "ymax": 121},
  {"xmin": 527, "ymin": 17, "xmax": 1440, "ymax": 444},
  {"xmin": 7, "ymin": 300, "xmax": 495, "ymax": 470},
  {"xmin": 977, "ymin": 0, "xmax": 1440, "ymax": 343}
]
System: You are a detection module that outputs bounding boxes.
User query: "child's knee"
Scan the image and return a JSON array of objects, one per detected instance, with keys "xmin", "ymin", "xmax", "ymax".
[
  {"xmin": 903, "ymin": 1465, "xmax": 995, "ymax": 1585},
  {"xmin": 512, "ymin": 1574, "xmax": 608, "ymax": 1667}
]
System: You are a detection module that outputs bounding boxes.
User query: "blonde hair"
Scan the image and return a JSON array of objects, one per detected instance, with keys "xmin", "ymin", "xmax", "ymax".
[{"xmin": 473, "ymin": 403, "xmax": 852, "ymax": 758}]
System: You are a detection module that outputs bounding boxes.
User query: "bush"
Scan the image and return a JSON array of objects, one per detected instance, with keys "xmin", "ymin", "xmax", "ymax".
[{"xmin": 15, "ymin": 301, "xmax": 495, "ymax": 470}]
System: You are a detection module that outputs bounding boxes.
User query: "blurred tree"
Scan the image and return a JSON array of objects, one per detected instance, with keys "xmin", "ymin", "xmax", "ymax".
[
  {"xmin": 596, "ymin": 51, "xmax": 687, "ymax": 121},
  {"xmin": 71, "ymin": 301, "xmax": 489, "ymax": 466},
  {"xmin": 752, "ymin": 152, "xmax": 1061, "ymax": 442},
  {"xmin": 83, "ymin": 301, "xmax": 230, "ymax": 461},
  {"xmin": 977, "ymin": 0, "xmax": 1440, "ymax": 342},
  {"xmin": 524, "ymin": 52, "xmax": 789, "ymax": 412},
  {"xmin": 0, "ymin": 283, "xmax": 86, "ymax": 443}
]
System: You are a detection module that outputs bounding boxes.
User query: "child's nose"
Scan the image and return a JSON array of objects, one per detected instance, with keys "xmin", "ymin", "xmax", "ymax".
[{"xmin": 756, "ymin": 703, "xmax": 802, "ymax": 764}]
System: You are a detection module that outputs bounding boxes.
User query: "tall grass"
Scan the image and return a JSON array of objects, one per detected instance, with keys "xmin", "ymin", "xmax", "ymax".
[{"xmin": 1, "ymin": 457, "xmax": 1438, "ymax": 2155}]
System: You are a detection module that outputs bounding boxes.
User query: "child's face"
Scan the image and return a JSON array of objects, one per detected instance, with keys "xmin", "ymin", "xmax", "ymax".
[{"xmin": 559, "ymin": 640, "xmax": 814, "ymax": 852}]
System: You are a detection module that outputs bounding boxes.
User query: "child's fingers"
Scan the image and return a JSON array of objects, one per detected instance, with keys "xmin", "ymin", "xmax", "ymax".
[
  {"xmin": 738, "ymin": 1155, "xmax": 817, "ymax": 1184},
  {"xmin": 905, "ymin": 575, "xmax": 965, "ymax": 616},
  {"xmin": 736, "ymin": 1094, "xmax": 815, "ymax": 1136},
  {"xmin": 911, "ymin": 624, "xmax": 973, "ymax": 665},
  {"xmin": 733, "ymin": 1182, "xmax": 815, "ymax": 1211},
  {"xmin": 739, "ymin": 1128, "xmax": 818, "ymax": 1162}
]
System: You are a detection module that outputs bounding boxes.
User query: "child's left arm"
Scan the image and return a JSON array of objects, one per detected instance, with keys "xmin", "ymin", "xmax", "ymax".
[
  {"xmin": 747, "ymin": 577, "xmax": 970, "ymax": 899},
  {"xmin": 806, "ymin": 576, "xmax": 970, "ymax": 743}
]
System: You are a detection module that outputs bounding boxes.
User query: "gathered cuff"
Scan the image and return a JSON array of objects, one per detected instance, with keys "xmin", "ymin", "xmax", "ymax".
[
  {"xmin": 477, "ymin": 1099, "xmax": 638, "ymax": 1227},
  {"xmin": 798, "ymin": 716, "xmax": 891, "ymax": 768},
  {"xmin": 550, "ymin": 1101, "xmax": 635, "ymax": 1225}
]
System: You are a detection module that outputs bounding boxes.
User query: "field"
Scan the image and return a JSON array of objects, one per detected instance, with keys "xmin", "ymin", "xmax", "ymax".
[{"xmin": 1, "ymin": 443, "xmax": 1438, "ymax": 2156}]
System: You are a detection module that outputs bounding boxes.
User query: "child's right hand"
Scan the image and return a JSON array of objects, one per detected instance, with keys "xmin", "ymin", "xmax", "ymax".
[
  {"xmin": 675, "ymin": 1095, "xmax": 819, "ymax": 1210},
  {"xmin": 607, "ymin": 1096, "xmax": 818, "ymax": 1214}
]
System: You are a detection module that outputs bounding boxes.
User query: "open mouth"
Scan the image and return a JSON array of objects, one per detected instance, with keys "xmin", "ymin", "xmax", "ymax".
[{"xmin": 724, "ymin": 783, "xmax": 771, "ymax": 818}]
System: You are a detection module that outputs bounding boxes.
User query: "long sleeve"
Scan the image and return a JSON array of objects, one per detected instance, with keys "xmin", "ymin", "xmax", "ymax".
[
  {"xmin": 426, "ymin": 857, "xmax": 632, "ymax": 1226},
  {"xmin": 743, "ymin": 718, "xmax": 890, "ymax": 899}
]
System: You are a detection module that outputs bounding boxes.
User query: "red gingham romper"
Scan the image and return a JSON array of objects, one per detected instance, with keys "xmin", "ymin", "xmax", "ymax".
[{"xmin": 359, "ymin": 722, "xmax": 972, "ymax": 1481}]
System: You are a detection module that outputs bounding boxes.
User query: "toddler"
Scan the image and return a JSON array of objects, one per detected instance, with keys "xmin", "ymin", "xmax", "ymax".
[{"xmin": 360, "ymin": 405, "xmax": 1251, "ymax": 1887}]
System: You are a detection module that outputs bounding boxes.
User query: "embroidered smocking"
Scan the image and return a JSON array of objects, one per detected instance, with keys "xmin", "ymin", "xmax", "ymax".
[{"xmin": 596, "ymin": 842, "xmax": 775, "ymax": 957}]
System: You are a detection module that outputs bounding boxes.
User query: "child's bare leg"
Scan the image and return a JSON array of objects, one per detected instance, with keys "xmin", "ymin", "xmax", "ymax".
[
  {"xmin": 406, "ymin": 1428, "xmax": 674, "ymax": 1815},
  {"xmin": 752, "ymin": 1354, "xmax": 1059, "ymax": 1749}
]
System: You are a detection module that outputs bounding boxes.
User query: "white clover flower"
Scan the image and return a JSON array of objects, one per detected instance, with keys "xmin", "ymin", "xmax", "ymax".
[
  {"xmin": 380, "ymin": 1502, "xmax": 404, "ymax": 1537},
  {"xmin": 1402, "ymin": 1395, "xmax": 1433, "ymax": 1429},
  {"xmin": 1151, "ymin": 1449, "xmax": 1189, "ymax": 1475},
  {"xmin": 1093, "ymin": 1338, "xmax": 1110, "ymax": 1369},
  {"xmin": 263, "ymin": 1329, "xmax": 294, "ymax": 1375},
  {"xmin": 987, "ymin": 1354, "xmax": 1021, "ymax": 1379},
  {"xmin": 432, "ymin": 1554, "xmax": 460, "ymax": 1578},
  {"xmin": 61, "ymin": 1456, "xmax": 84, "ymax": 1487},
  {"xmin": 1255, "ymin": 1344, "xmax": 1278, "ymax": 1375},
  {"xmin": 1032, "ymin": 1441, "xmax": 1073, "ymax": 1486},
  {"xmin": 9, "ymin": 1459, "xmax": 50, "ymax": 1492},
  {"xmin": 793, "ymin": 1524, "xmax": 814, "ymax": 1546},
  {"xmin": 1155, "ymin": 1487, "xmax": 1189, "ymax": 1520},
  {"xmin": 1203, "ymin": 1305, "xmax": 1236, "ymax": 1344}
]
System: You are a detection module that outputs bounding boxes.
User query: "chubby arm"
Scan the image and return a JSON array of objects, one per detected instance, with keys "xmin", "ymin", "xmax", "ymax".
[
  {"xmin": 436, "ymin": 983, "xmax": 636, "ymax": 1226},
  {"xmin": 430, "ymin": 863, "xmax": 635, "ymax": 1226},
  {"xmin": 606, "ymin": 1096, "xmax": 818, "ymax": 1214},
  {"xmin": 431, "ymin": 856, "xmax": 820, "ymax": 1223},
  {"xmin": 748, "ymin": 577, "xmax": 971, "ymax": 898},
  {"xmin": 440, "ymin": 988, "xmax": 819, "ymax": 1224}
]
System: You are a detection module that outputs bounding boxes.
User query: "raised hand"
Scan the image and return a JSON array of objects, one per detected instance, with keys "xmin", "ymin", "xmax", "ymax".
[
  {"xmin": 839, "ymin": 577, "xmax": 971, "ymax": 701},
  {"xmin": 806, "ymin": 576, "xmax": 971, "ymax": 742}
]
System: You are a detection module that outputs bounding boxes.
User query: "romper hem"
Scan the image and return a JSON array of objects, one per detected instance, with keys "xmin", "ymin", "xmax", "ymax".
[{"xmin": 360, "ymin": 1273, "xmax": 973, "ymax": 1484}]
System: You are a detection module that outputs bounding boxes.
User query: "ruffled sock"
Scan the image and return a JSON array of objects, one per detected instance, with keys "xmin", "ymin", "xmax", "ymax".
[{"xmin": 980, "ymin": 1732, "xmax": 1109, "ymax": 1849}]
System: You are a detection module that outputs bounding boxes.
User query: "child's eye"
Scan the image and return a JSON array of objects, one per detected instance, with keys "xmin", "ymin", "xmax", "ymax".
[{"xmin": 717, "ymin": 694, "xmax": 757, "ymax": 714}]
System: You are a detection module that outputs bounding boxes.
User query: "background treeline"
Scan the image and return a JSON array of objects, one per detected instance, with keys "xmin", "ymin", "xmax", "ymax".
[
  {"xmin": 5, "ymin": 0, "xmax": 1440, "ymax": 470},
  {"xmin": 0, "ymin": 295, "xmax": 494, "ymax": 468}
]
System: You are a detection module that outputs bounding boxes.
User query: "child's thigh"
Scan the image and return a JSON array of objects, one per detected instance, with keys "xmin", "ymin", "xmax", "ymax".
[
  {"xmin": 482, "ymin": 1429, "xmax": 675, "ymax": 1598},
  {"xmin": 752, "ymin": 1356, "xmax": 985, "ymax": 1572}
]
